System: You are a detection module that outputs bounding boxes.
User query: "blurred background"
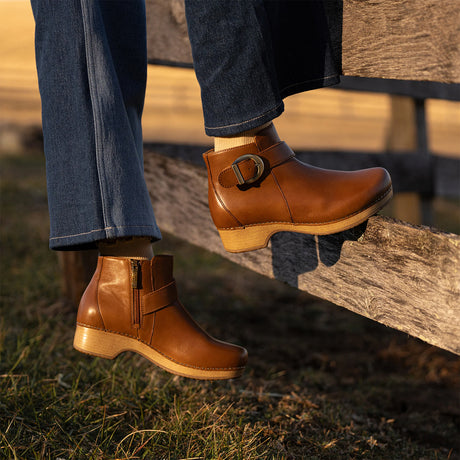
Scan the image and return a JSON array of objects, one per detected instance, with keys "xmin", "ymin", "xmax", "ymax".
[{"xmin": 3, "ymin": 0, "xmax": 460, "ymax": 153}]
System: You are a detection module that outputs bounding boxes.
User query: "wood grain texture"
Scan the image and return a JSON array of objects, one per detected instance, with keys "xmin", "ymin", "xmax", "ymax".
[
  {"xmin": 342, "ymin": 0, "xmax": 460, "ymax": 83},
  {"xmin": 146, "ymin": 0, "xmax": 192, "ymax": 66},
  {"xmin": 146, "ymin": 0, "xmax": 460, "ymax": 83},
  {"xmin": 143, "ymin": 148, "xmax": 460, "ymax": 355}
]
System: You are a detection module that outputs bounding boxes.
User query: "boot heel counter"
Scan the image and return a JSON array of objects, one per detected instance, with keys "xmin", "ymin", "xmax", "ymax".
[
  {"xmin": 204, "ymin": 152, "xmax": 241, "ymax": 229},
  {"xmin": 76, "ymin": 258, "xmax": 105, "ymax": 329}
]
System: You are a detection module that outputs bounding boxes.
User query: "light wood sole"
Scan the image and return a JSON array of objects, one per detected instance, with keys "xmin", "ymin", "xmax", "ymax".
[
  {"xmin": 218, "ymin": 188, "xmax": 393, "ymax": 253},
  {"xmin": 73, "ymin": 325, "xmax": 245, "ymax": 380}
]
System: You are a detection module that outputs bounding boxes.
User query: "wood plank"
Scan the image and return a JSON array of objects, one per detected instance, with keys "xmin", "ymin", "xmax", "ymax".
[
  {"xmin": 146, "ymin": 0, "xmax": 192, "ymax": 67},
  {"xmin": 143, "ymin": 148, "xmax": 460, "ymax": 355},
  {"xmin": 342, "ymin": 0, "xmax": 460, "ymax": 83},
  {"xmin": 146, "ymin": 0, "xmax": 460, "ymax": 84},
  {"xmin": 337, "ymin": 76, "xmax": 460, "ymax": 102}
]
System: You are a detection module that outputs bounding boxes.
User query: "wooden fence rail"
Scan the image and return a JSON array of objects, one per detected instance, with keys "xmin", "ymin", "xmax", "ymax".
[{"xmin": 146, "ymin": 0, "xmax": 460, "ymax": 85}]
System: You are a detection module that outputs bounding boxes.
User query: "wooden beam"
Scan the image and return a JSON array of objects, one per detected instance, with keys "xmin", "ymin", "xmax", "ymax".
[
  {"xmin": 342, "ymin": 0, "xmax": 460, "ymax": 83},
  {"xmin": 143, "ymin": 149, "xmax": 460, "ymax": 355},
  {"xmin": 146, "ymin": 0, "xmax": 192, "ymax": 67},
  {"xmin": 385, "ymin": 95, "xmax": 431, "ymax": 225}
]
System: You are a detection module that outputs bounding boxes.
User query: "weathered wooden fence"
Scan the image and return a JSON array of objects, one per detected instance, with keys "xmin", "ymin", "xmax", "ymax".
[
  {"xmin": 146, "ymin": 0, "xmax": 460, "ymax": 84},
  {"xmin": 60, "ymin": 0, "xmax": 460, "ymax": 355}
]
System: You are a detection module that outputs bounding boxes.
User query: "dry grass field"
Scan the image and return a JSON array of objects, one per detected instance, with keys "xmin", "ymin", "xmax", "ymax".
[{"xmin": 1, "ymin": 151, "xmax": 460, "ymax": 459}]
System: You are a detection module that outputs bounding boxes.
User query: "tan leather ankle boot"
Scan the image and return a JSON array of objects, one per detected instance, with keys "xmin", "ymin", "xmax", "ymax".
[
  {"xmin": 73, "ymin": 255, "xmax": 247, "ymax": 379},
  {"xmin": 204, "ymin": 125, "xmax": 393, "ymax": 253}
]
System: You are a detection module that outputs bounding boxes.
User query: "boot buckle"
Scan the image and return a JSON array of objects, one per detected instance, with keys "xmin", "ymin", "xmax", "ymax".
[{"xmin": 231, "ymin": 154, "xmax": 265, "ymax": 185}]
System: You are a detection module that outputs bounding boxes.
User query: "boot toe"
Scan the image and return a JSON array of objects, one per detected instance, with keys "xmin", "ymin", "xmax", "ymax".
[
  {"xmin": 368, "ymin": 167, "xmax": 392, "ymax": 197},
  {"xmin": 214, "ymin": 341, "xmax": 248, "ymax": 370},
  {"xmin": 358, "ymin": 166, "xmax": 393, "ymax": 211}
]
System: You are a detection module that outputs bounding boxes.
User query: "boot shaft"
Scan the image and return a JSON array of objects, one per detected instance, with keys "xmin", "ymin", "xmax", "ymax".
[
  {"xmin": 77, "ymin": 255, "xmax": 174, "ymax": 338},
  {"xmin": 75, "ymin": 255, "xmax": 248, "ymax": 377}
]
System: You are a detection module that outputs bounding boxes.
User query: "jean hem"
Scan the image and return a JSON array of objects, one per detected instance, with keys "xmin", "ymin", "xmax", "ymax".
[
  {"xmin": 204, "ymin": 102, "xmax": 285, "ymax": 137},
  {"xmin": 204, "ymin": 74, "xmax": 340, "ymax": 137},
  {"xmin": 280, "ymin": 74, "xmax": 340, "ymax": 98},
  {"xmin": 49, "ymin": 225, "xmax": 162, "ymax": 251}
]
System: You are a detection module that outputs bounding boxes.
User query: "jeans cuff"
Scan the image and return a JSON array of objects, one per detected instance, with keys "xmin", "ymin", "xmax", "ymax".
[
  {"xmin": 204, "ymin": 102, "xmax": 285, "ymax": 137},
  {"xmin": 49, "ymin": 225, "xmax": 162, "ymax": 251}
]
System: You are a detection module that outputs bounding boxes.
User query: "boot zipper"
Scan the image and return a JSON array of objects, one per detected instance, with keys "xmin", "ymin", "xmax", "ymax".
[{"xmin": 130, "ymin": 259, "xmax": 143, "ymax": 327}]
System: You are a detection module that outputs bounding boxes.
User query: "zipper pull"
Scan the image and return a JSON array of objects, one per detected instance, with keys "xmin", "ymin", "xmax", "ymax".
[{"xmin": 130, "ymin": 259, "xmax": 143, "ymax": 290}]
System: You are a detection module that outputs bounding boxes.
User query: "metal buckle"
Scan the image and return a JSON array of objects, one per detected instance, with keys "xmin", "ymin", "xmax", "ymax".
[{"xmin": 231, "ymin": 154, "xmax": 265, "ymax": 185}]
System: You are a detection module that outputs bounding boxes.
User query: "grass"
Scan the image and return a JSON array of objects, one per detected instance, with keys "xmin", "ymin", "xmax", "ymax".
[{"xmin": 1, "ymin": 152, "xmax": 459, "ymax": 459}]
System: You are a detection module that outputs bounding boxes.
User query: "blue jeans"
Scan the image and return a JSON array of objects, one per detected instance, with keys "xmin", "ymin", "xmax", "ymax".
[
  {"xmin": 185, "ymin": 0, "xmax": 340, "ymax": 136},
  {"xmin": 31, "ymin": 0, "xmax": 339, "ymax": 250}
]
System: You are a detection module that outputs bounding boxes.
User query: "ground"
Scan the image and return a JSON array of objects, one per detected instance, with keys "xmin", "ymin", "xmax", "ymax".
[{"xmin": 1, "ymin": 152, "xmax": 459, "ymax": 459}]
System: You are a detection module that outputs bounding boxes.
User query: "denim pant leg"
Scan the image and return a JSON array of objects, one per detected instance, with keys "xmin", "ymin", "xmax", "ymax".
[
  {"xmin": 31, "ymin": 0, "xmax": 161, "ymax": 250},
  {"xmin": 185, "ymin": 0, "xmax": 340, "ymax": 137},
  {"xmin": 185, "ymin": 0, "xmax": 284, "ymax": 137}
]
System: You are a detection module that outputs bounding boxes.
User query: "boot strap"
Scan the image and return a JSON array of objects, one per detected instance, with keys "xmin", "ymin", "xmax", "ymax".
[
  {"xmin": 143, "ymin": 280, "xmax": 178, "ymax": 314},
  {"xmin": 218, "ymin": 142, "xmax": 295, "ymax": 188}
]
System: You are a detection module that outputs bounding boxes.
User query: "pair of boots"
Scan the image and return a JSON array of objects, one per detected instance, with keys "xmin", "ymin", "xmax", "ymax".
[{"xmin": 75, "ymin": 126, "xmax": 392, "ymax": 379}]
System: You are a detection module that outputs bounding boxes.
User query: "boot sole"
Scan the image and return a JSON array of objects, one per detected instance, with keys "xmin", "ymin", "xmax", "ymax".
[
  {"xmin": 218, "ymin": 187, "xmax": 393, "ymax": 253},
  {"xmin": 73, "ymin": 325, "xmax": 245, "ymax": 380}
]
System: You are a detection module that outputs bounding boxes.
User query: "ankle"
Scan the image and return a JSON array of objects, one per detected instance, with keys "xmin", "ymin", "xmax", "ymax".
[
  {"xmin": 98, "ymin": 237, "xmax": 154, "ymax": 259},
  {"xmin": 214, "ymin": 122, "xmax": 277, "ymax": 152}
]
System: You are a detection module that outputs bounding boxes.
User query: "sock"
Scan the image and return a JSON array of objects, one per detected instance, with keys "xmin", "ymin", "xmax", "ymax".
[
  {"xmin": 98, "ymin": 237, "xmax": 154, "ymax": 259},
  {"xmin": 214, "ymin": 122, "xmax": 276, "ymax": 152}
]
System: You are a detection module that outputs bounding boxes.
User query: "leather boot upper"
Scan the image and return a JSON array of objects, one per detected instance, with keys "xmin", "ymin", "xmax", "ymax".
[
  {"xmin": 77, "ymin": 255, "xmax": 247, "ymax": 371},
  {"xmin": 203, "ymin": 125, "xmax": 392, "ymax": 230}
]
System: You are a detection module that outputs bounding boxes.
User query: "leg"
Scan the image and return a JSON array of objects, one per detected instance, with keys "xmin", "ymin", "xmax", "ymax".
[
  {"xmin": 31, "ymin": 0, "xmax": 247, "ymax": 379},
  {"xmin": 185, "ymin": 1, "xmax": 392, "ymax": 253},
  {"xmin": 31, "ymin": 0, "xmax": 160, "ymax": 250},
  {"xmin": 185, "ymin": 0, "xmax": 340, "ymax": 136},
  {"xmin": 185, "ymin": 0, "xmax": 283, "ymax": 136}
]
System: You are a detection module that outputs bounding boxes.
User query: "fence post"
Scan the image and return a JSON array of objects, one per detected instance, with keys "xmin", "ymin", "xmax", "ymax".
[{"xmin": 58, "ymin": 250, "xmax": 98, "ymax": 307}]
